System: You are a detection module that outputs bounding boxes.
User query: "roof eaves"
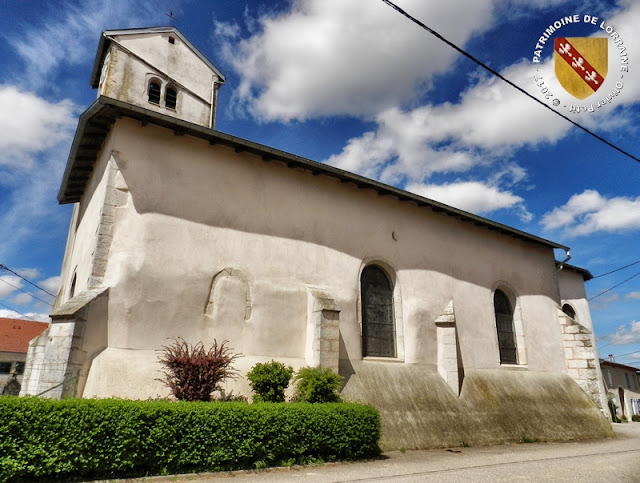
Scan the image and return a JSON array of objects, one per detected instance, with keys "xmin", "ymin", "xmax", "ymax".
[
  {"xmin": 59, "ymin": 96, "xmax": 569, "ymax": 252},
  {"xmin": 600, "ymin": 359, "xmax": 640, "ymax": 372},
  {"xmin": 557, "ymin": 262, "xmax": 594, "ymax": 281},
  {"xmin": 58, "ymin": 98, "xmax": 115, "ymax": 203}
]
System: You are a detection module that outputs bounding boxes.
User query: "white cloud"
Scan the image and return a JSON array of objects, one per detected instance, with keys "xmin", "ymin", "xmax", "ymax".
[
  {"xmin": 39, "ymin": 276, "xmax": 61, "ymax": 296},
  {"xmin": 626, "ymin": 291, "xmax": 640, "ymax": 300},
  {"xmin": 217, "ymin": 0, "xmax": 500, "ymax": 121},
  {"xmin": 602, "ymin": 0, "xmax": 640, "ymax": 105},
  {"xmin": 0, "ymin": 86, "xmax": 75, "ymax": 260},
  {"xmin": 16, "ymin": 268, "xmax": 40, "ymax": 280},
  {"xmin": 606, "ymin": 321, "xmax": 640, "ymax": 346},
  {"xmin": 0, "ymin": 309, "xmax": 50, "ymax": 323},
  {"xmin": 324, "ymin": 54, "xmax": 579, "ymax": 181},
  {"xmin": 11, "ymin": 293, "xmax": 33, "ymax": 305},
  {"xmin": 541, "ymin": 190, "xmax": 640, "ymax": 236},
  {"xmin": 0, "ymin": 275, "xmax": 22, "ymax": 298},
  {"xmin": 406, "ymin": 181, "xmax": 532, "ymax": 220},
  {"xmin": 0, "ymin": 86, "xmax": 77, "ymax": 168},
  {"xmin": 321, "ymin": 58, "xmax": 570, "ymax": 218}
]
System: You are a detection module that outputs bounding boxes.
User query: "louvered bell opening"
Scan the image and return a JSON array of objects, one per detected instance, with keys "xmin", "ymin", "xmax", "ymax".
[
  {"xmin": 148, "ymin": 81, "xmax": 161, "ymax": 104},
  {"xmin": 165, "ymin": 87, "xmax": 177, "ymax": 109}
]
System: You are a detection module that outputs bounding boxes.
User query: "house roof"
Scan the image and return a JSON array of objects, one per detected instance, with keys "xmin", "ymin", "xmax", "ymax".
[
  {"xmin": 90, "ymin": 27, "xmax": 226, "ymax": 88},
  {"xmin": 0, "ymin": 318, "xmax": 48, "ymax": 354},
  {"xmin": 59, "ymin": 95, "xmax": 572, "ymax": 254},
  {"xmin": 556, "ymin": 262, "xmax": 593, "ymax": 281},
  {"xmin": 600, "ymin": 359, "xmax": 640, "ymax": 373}
]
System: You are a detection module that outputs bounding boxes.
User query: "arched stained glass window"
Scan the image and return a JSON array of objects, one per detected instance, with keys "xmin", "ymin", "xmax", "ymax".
[
  {"xmin": 494, "ymin": 289, "xmax": 517, "ymax": 364},
  {"xmin": 361, "ymin": 265, "xmax": 395, "ymax": 357}
]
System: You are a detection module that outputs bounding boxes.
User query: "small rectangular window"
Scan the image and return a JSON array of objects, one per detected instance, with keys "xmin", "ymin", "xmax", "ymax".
[
  {"xmin": 625, "ymin": 373, "xmax": 631, "ymax": 389},
  {"xmin": 0, "ymin": 362, "xmax": 11, "ymax": 374},
  {"xmin": 168, "ymin": 36, "xmax": 175, "ymax": 44},
  {"xmin": 15, "ymin": 362, "xmax": 25, "ymax": 375}
]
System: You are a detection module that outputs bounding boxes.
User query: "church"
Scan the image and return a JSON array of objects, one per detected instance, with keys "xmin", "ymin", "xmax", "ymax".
[{"xmin": 21, "ymin": 27, "xmax": 613, "ymax": 449}]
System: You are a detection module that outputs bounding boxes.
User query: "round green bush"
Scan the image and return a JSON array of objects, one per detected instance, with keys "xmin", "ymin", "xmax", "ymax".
[
  {"xmin": 292, "ymin": 366, "xmax": 343, "ymax": 403},
  {"xmin": 247, "ymin": 360, "xmax": 294, "ymax": 402}
]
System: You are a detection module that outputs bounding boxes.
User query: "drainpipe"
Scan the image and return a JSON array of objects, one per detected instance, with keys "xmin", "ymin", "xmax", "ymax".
[
  {"xmin": 209, "ymin": 77, "xmax": 220, "ymax": 130},
  {"xmin": 556, "ymin": 249, "xmax": 571, "ymax": 271}
]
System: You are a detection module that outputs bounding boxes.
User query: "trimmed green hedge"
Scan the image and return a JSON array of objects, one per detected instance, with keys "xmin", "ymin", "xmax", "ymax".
[{"xmin": 0, "ymin": 397, "xmax": 380, "ymax": 482}]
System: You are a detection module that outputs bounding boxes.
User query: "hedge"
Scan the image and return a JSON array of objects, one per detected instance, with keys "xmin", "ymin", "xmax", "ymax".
[{"xmin": 0, "ymin": 397, "xmax": 380, "ymax": 482}]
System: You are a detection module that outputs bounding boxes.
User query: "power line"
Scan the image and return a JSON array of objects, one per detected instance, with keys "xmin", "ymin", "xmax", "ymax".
[
  {"xmin": 0, "ymin": 278, "xmax": 54, "ymax": 306},
  {"xmin": 588, "ymin": 269, "xmax": 640, "ymax": 301},
  {"xmin": 609, "ymin": 349, "xmax": 640, "ymax": 361},
  {"xmin": 0, "ymin": 300, "xmax": 42, "ymax": 322},
  {"xmin": 596, "ymin": 326, "xmax": 640, "ymax": 352},
  {"xmin": 380, "ymin": 0, "xmax": 640, "ymax": 164},
  {"xmin": 593, "ymin": 259, "xmax": 640, "ymax": 279},
  {"xmin": 0, "ymin": 264, "xmax": 56, "ymax": 298},
  {"xmin": 595, "ymin": 320, "xmax": 640, "ymax": 342}
]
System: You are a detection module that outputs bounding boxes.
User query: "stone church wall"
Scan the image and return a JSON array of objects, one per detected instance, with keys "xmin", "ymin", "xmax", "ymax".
[
  {"xmin": 88, "ymin": 118, "xmax": 569, "ymax": 377},
  {"xmin": 46, "ymin": 117, "xmax": 610, "ymax": 448}
]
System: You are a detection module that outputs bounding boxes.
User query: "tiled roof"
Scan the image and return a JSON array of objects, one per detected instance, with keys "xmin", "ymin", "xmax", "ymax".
[
  {"xmin": 0, "ymin": 318, "xmax": 48, "ymax": 354},
  {"xmin": 600, "ymin": 359, "xmax": 640, "ymax": 373}
]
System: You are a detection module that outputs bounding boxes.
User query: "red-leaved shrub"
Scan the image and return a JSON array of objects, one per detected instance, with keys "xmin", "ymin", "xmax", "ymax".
[{"xmin": 157, "ymin": 338, "xmax": 241, "ymax": 401}]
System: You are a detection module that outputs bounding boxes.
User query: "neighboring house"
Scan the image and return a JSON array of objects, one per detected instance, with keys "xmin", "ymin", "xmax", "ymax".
[
  {"xmin": 21, "ymin": 27, "xmax": 612, "ymax": 449},
  {"xmin": 0, "ymin": 318, "xmax": 48, "ymax": 392},
  {"xmin": 601, "ymin": 356, "xmax": 640, "ymax": 421}
]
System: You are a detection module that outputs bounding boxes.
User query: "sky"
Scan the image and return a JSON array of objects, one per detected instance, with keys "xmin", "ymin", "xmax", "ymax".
[{"xmin": 0, "ymin": 0, "xmax": 639, "ymax": 367}]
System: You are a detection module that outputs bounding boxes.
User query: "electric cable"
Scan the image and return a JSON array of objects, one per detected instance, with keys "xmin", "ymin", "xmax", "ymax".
[
  {"xmin": 0, "ymin": 301, "xmax": 42, "ymax": 322},
  {"xmin": 595, "ymin": 321, "xmax": 640, "ymax": 342},
  {"xmin": 588, "ymin": 269, "xmax": 640, "ymax": 301},
  {"xmin": 609, "ymin": 349, "xmax": 640, "ymax": 360},
  {"xmin": 0, "ymin": 278, "xmax": 54, "ymax": 306},
  {"xmin": 593, "ymin": 259, "xmax": 640, "ymax": 279},
  {"xmin": 596, "ymin": 327, "xmax": 640, "ymax": 352},
  {"xmin": 0, "ymin": 264, "xmax": 56, "ymax": 298}
]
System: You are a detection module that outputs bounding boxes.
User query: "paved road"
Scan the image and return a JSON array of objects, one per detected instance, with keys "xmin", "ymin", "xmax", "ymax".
[{"xmin": 140, "ymin": 423, "xmax": 640, "ymax": 482}]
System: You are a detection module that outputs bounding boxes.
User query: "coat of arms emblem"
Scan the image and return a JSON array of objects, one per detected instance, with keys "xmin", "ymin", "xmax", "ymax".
[{"xmin": 554, "ymin": 37, "xmax": 608, "ymax": 99}]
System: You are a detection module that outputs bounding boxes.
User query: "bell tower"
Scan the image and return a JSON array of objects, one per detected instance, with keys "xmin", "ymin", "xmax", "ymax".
[{"xmin": 90, "ymin": 27, "xmax": 226, "ymax": 129}]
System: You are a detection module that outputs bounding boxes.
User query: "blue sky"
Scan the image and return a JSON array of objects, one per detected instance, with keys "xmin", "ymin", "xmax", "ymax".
[{"xmin": 1, "ymin": 0, "xmax": 639, "ymax": 366}]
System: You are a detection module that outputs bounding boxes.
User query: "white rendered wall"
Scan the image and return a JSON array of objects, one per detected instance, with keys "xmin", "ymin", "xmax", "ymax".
[
  {"xmin": 55, "ymin": 131, "xmax": 116, "ymax": 307},
  {"xmin": 100, "ymin": 32, "xmax": 220, "ymax": 127},
  {"xmin": 56, "ymin": 117, "xmax": 579, "ymax": 400}
]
